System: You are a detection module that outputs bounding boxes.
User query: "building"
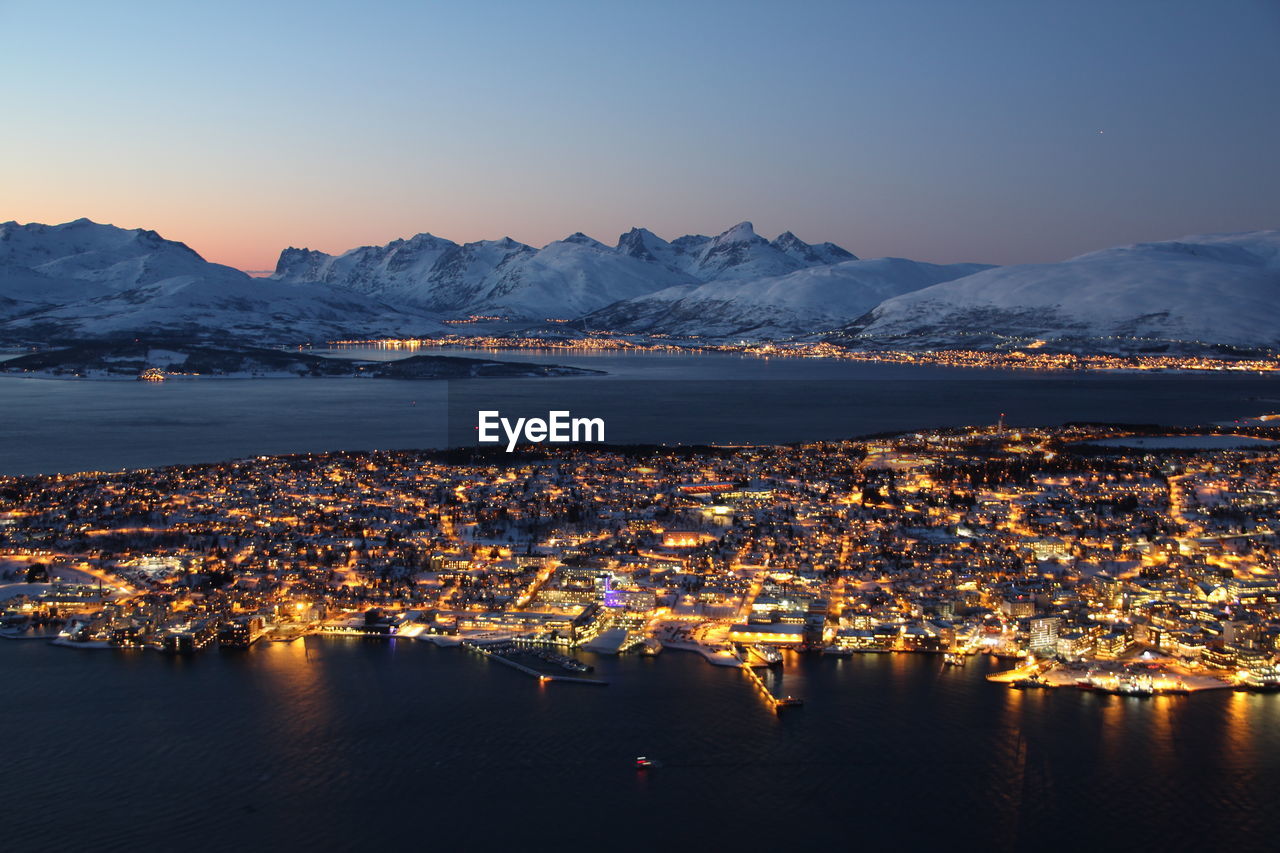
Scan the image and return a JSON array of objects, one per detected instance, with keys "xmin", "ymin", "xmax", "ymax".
[
  {"xmin": 1095, "ymin": 630, "xmax": 1129, "ymax": 660},
  {"xmin": 1001, "ymin": 596, "xmax": 1035, "ymax": 619},
  {"xmin": 728, "ymin": 622, "xmax": 806, "ymax": 645},
  {"xmin": 1028, "ymin": 616, "xmax": 1060, "ymax": 656},
  {"xmin": 1055, "ymin": 630, "xmax": 1093, "ymax": 660}
]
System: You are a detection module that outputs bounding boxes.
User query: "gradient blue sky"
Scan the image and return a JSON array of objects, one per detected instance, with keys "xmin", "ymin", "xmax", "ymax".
[{"xmin": 3, "ymin": 0, "xmax": 1278, "ymax": 270}]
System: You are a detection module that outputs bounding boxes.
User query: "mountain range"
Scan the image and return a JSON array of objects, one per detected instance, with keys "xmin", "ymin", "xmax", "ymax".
[
  {"xmin": 578, "ymin": 257, "xmax": 991, "ymax": 339},
  {"xmin": 1, "ymin": 218, "xmax": 1277, "ymax": 355},
  {"xmin": 838, "ymin": 231, "xmax": 1280, "ymax": 353},
  {"xmin": 0, "ymin": 219, "xmax": 437, "ymax": 341},
  {"xmin": 271, "ymin": 220, "xmax": 855, "ymax": 319}
]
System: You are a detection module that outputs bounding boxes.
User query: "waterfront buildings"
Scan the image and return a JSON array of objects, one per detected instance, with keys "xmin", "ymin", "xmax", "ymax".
[{"xmin": 2, "ymin": 422, "xmax": 1279, "ymax": 694}]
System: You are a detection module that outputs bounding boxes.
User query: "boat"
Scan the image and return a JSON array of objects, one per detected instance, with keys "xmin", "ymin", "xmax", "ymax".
[
  {"xmin": 751, "ymin": 644, "xmax": 783, "ymax": 665},
  {"xmin": 1241, "ymin": 682, "xmax": 1280, "ymax": 693},
  {"xmin": 1115, "ymin": 681, "xmax": 1154, "ymax": 697},
  {"xmin": 634, "ymin": 756, "xmax": 653, "ymax": 769},
  {"xmin": 1239, "ymin": 666, "xmax": 1280, "ymax": 692},
  {"xmin": 943, "ymin": 652, "xmax": 966, "ymax": 666},
  {"xmin": 1077, "ymin": 672, "xmax": 1156, "ymax": 696}
]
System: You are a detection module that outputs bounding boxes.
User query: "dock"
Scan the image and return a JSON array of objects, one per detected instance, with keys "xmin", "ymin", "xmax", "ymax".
[
  {"xmin": 741, "ymin": 662, "xmax": 803, "ymax": 712},
  {"xmin": 463, "ymin": 641, "xmax": 607, "ymax": 685}
]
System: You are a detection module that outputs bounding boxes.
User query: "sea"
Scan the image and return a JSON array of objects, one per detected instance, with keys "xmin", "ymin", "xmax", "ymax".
[
  {"xmin": 3, "ymin": 349, "xmax": 1280, "ymax": 850},
  {"xmin": 1, "ymin": 348, "xmax": 1279, "ymax": 475},
  {"xmin": 3, "ymin": 638, "xmax": 1278, "ymax": 851}
]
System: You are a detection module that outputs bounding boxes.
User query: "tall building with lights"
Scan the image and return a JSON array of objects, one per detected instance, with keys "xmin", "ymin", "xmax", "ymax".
[{"xmin": 1029, "ymin": 616, "xmax": 1060, "ymax": 656}]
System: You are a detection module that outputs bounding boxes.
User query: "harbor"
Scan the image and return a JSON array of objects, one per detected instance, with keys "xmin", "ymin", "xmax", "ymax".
[
  {"xmin": 462, "ymin": 640, "xmax": 607, "ymax": 685},
  {"xmin": 987, "ymin": 658, "xmax": 1237, "ymax": 694}
]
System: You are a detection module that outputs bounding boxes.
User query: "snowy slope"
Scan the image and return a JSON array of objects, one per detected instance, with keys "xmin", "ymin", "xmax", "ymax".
[
  {"xmin": 0, "ymin": 217, "xmax": 226, "ymax": 288},
  {"xmin": 274, "ymin": 233, "xmax": 536, "ymax": 312},
  {"xmin": 843, "ymin": 231, "xmax": 1280, "ymax": 352},
  {"xmin": 0, "ymin": 263, "xmax": 96, "ymax": 317},
  {"xmin": 0, "ymin": 220, "xmax": 440, "ymax": 342},
  {"xmin": 0, "ymin": 218, "xmax": 244, "ymax": 315},
  {"xmin": 273, "ymin": 232, "xmax": 461, "ymax": 297},
  {"xmin": 772, "ymin": 231, "xmax": 856, "ymax": 266},
  {"xmin": 580, "ymin": 258, "xmax": 989, "ymax": 338},
  {"xmin": 474, "ymin": 236, "xmax": 696, "ymax": 318},
  {"xmin": 685, "ymin": 221, "xmax": 823, "ymax": 281}
]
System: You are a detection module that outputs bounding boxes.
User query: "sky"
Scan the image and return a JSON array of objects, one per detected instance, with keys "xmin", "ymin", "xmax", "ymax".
[{"xmin": 2, "ymin": 0, "xmax": 1278, "ymax": 271}]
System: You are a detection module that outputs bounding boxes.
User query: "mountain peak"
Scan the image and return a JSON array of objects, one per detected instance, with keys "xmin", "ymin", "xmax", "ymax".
[
  {"xmin": 561, "ymin": 232, "xmax": 606, "ymax": 248},
  {"xmin": 616, "ymin": 227, "xmax": 673, "ymax": 262},
  {"xmin": 401, "ymin": 232, "xmax": 455, "ymax": 251},
  {"xmin": 715, "ymin": 221, "xmax": 761, "ymax": 244},
  {"xmin": 464, "ymin": 237, "xmax": 532, "ymax": 252},
  {"xmin": 813, "ymin": 242, "xmax": 856, "ymax": 261},
  {"xmin": 274, "ymin": 247, "xmax": 330, "ymax": 276},
  {"xmin": 771, "ymin": 231, "xmax": 857, "ymax": 264},
  {"xmin": 616, "ymin": 226, "xmax": 659, "ymax": 247}
]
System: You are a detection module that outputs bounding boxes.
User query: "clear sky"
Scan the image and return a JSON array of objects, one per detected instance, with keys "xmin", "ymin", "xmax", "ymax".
[{"xmin": 3, "ymin": 0, "xmax": 1278, "ymax": 271}]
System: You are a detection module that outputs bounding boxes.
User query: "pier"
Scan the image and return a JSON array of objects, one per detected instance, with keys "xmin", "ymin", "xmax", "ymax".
[
  {"xmin": 463, "ymin": 641, "xmax": 607, "ymax": 685},
  {"xmin": 741, "ymin": 662, "xmax": 803, "ymax": 712}
]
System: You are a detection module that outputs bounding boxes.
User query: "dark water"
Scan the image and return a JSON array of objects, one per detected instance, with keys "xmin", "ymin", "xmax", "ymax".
[
  {"xmin": 5, "ymin": 639, "xmax": 1278, "ymax": 851},
  {"xmin": 2, "ymin": 349, "xmax": 1279, "ymax": 474}
]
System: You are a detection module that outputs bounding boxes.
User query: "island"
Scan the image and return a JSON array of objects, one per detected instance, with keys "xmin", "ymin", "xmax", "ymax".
[{"xmin": 4, "ymin": 420, "xmax": 1280, "ymax": 710}]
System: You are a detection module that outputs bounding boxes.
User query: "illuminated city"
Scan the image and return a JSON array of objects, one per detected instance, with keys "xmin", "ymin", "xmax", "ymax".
[
  {"xmin": 5, "ymin": 0, "xmax": 1279, "ymax": 847},
  {"xmin": 325, "ymin": 336, "xmax": 1280, "ymax": 375},
  {"xmin": 7, "ymin": 423, "xmax": 1280, "ymax": 704}
]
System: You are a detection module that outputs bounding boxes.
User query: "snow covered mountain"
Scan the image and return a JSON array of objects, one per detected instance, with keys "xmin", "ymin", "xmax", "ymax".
[
  {"xmin": 273, "ymin": 221, "xmax": 856, "ymax": 320},
  {"xmin": 1, "ymin": 218, "xmax": 226, "ymax": 289},
  {"xmin": 13, "ymin": 219, "xmax": 1270, "ymax": 354},
  {"xmin": 685, "ymin": 221, "xmax": 851, "ymax": 281},
  {"xmin": 579, "ymin": 258, "xmax": 990, "ymax": 339},
  {"xmin": 612, "ymin": 222, "xmax": 855, "ymax": 282},
  {"xmin": 473, "ymin": 234, "xmax": 696, "ymax": 318},
  {"xmin": 274, "ymin": 230, "xmax": 694, "ymax": 318},
  {"xmin": 839, "ymin": 231, "xmax": 1280, "ymax": 353},
  {"xmin": 772, "ymin": 231, "xmax": 856, "ymax": 266},
  {"xmin": 273, "ymin": 233, "xmax": 534, "ymax": 311},
  {"xmin": 0, "ymin": 219, "xmax": 438, "ymax": 342}
]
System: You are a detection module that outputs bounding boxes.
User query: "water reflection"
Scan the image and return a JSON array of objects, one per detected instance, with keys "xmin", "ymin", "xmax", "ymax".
[{"xmin": 4, "ymin": 639, "xmax": 1280, "ymax": 849}]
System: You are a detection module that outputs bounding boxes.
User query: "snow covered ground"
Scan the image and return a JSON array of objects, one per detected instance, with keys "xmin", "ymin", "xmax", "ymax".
[
  {"xmin": 582, "ymin": 257, "xmax": 990, "ymax": 338},
  {"xmin": 0, "ymin": 582, "xmax": 53, "ymax": 602},
  {"xmin": 846, "ymin": 231, "xmax": 1280, "ymax": 353}
]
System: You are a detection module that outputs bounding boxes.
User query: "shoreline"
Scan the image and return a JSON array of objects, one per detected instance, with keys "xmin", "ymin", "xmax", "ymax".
[
  {"xmin": 4, "ymin": 339, "xmax": 1278, "ymax": 379},
  {"xmin": 0, "ymin": 371, "xmax": 601, "ymax": 383},
  {"xmin": 327, "ymin": 337, "xmax": 1280, "ymax": 374},
  {"xmin": 27, "ymin": 630, "xmax": 1274, "ymax": 697}
]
